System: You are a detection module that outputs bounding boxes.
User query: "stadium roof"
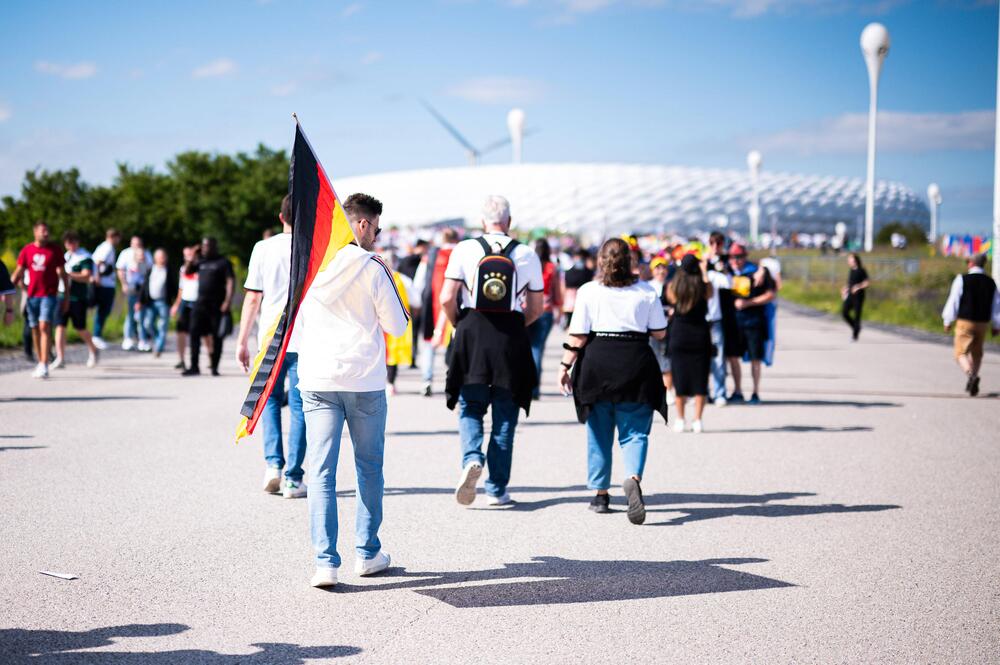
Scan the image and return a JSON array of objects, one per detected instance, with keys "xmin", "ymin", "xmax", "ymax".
[{"xmin": 334, "ymin": 162, "xmax": 929, "ymax": 235}]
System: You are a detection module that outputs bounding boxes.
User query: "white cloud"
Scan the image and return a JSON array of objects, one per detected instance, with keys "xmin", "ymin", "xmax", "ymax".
[
  {"xmin": 342, "ymin": 2, "xmax": 363, "ymax": 16},
  {"xmin": 748, "ymin": 110, "xmax": 995, "ymax": 155},
  {"xmin": 0, "ymin": 103, "xmax": 11, "ymax": 122},
  {"xmin": 192, "ymin": 58, "xmax": 237, "ymax": 79},
  {"xmin": 270, "ymin": 81, "xmax": 298, "ymax": 97},
  {"xmin": 34, "ymin": 61, "xmax": 98, "ymax": 80},
  {"xmin": 447, "ymin": 77, "xmax": 546, "ymax": 104},
  {"xmin": 361, "ymin": 51, "xmax": 383, "ymax": 65}
]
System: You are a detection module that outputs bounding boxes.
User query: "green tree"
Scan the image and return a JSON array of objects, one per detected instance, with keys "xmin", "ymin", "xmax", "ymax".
[{"xmin": 876, "ymin": 222, "xmax": 928, "ymax": 247}]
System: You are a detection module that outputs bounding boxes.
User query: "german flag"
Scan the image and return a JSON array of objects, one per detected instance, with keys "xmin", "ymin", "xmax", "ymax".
[{"xmin": 236, "ymin": 121, "xmax": 357, "ymax": 442}]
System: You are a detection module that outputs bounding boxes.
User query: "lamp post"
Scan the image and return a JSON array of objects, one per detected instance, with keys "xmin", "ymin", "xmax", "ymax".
[
  {"xmin": 860, "ymin": 22, "xmax": 890, "ymax": 253},
  {"xmin": 507, "ymin": 108, "xmax": 525, "ymax": 164},
  {"xmin": 994, "ymin": 7, "xmax": 1000, "ymax": 278},
  {"xmin": 747, "ymin": 149, "xmax": 762, "ymax": 246},
  {"xmin": 927, "ymin": 183, "xmax": 941, "ymax": 246}
]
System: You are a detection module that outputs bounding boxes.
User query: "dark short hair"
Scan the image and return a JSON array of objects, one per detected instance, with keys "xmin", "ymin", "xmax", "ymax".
[
  {"xmin": 598, "ymin": 238, "xmax": 637, "ymax": 288},
  {"xmin": 972, "ymin": 253, "xmax": 987, "ymax": 269},
  {"xmin": 442, "ymin": 228, "xmax": 460, "ymax": 244},
  {"xmin": 709, "ymin": 231, "xmax": 725, "ymax": 244},
  {"xmin": 343, "ymin": 193, "xmax": 383, "ymax": 223},
  {"xmin": 415, "ymin": 239, "xmax": 429, "ymax": 249},
  {"xmin": 33, "ymin": 220, "xmax": 48, "ymax": 229},
  {"xmin": 106, "ymin": 227, "xmax": 120, "ymax": 238},
  {"xmin": 62, "ymin": 230, "xmax": 80, "ymax": 244},
  {"xmin": 534, "ymin": 238, "xmax": 551, "ymax": 264},
  {"xmin": 280, "ymin": 194, "xmax": 293, "ymax": 226}
]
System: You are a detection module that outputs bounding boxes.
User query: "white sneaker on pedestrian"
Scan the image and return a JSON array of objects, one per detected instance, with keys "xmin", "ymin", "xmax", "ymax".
[
  {"xmin": 121, "ymin": 338, "xmax": 136, "ymax": 351},
  {"xmin": 487, "ymin": 492, "xmax": 514, "ymax": 506},
  {"xmin": 355, "ymin": 551, "xmax": 391, "ymax": 576},
  {"xmin": 92, "ymin": 336, "xmax": 108, "ymax": 350},
  {"xmin": 714, "ymin": 396, "xmax": 727, "ymax": 407},
  {"xmin": 665, "ymin": 389, "xmax": 676, "ymax": 406},
  {"xmin": 262, "ymin": 466, "xmax": 282, "ymax": 493},
  {"xmin": 455, "ymin": 462, "xmax": 482, "ymax": 506},
  {"xmin": 310, "ymin": 567, "xmax": 338, "ymax": 588},
  {"xmin": 691, "ymin": 420, "xmax": 704, "ymax": 434},
  {"xmin": 31, "ymin": 363, "xmax": 49, "ymax": 379},
  {"xmin": 137, "ymin": 341, "xmax": 152, "ymax": 352},
  {"xmin": 86, "ymin": 351, "xmax": 99, "ymax": 368},
  {"xmin": 672, "ymin": 418, "xmax": 686, "ymax": 433},
  {"xmin": 282, "ymin": 478, "xmax": 307, "ymax": 499},
  {"xmin": 49, "ymin": 356, "xmax": 64, "ymax": 370}
]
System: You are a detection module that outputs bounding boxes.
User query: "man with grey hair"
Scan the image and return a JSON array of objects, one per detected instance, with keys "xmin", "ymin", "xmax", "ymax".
[{"xmin": 440, "ymin": 195, "xmax": 544, "ymax": 507}]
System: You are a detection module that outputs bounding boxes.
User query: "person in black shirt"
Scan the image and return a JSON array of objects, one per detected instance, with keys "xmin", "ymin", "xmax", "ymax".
[
  {"xmin": 727, "ymin": 244, "xmax": 776, "ymax": 404},
  {"xmin": 184, "ymin": 237, "xmax": 234, "ymax": 376},
  {"xmin": 841, "ymin": 253, "xmax": 869, "ymax": 341},
  {"xmin": 398, "ymin": 240, "xmax": 427, "ymax": 369},
  {"xmin": 562, "ymin": 248, "xmax": 595, "ymax": 327}
]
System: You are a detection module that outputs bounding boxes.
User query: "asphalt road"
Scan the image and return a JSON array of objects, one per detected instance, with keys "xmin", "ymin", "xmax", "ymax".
[{"xmin": 1, "ymin": 308, "xmax": 998, "ymax": 664}]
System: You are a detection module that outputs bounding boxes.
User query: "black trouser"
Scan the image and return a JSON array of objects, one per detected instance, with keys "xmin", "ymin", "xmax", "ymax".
[
  {"xmin": 387, "ymin": 364, "xmax": 399, "ymax": 385},
  {"xmin": 190, "ymin": 304, "xmax": 224, "ymax": 371},
  {"xmin": 842, "ymin": 293, "xmax": 864, "ymax": 338},
  {"xmin": 410, "ymin": 312, "xmax": 421, "ymax": 368}
]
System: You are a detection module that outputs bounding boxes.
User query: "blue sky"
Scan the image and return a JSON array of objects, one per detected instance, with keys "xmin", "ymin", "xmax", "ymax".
[{"xmin": 0, "ymin": 0, "xmax": 998, "ymax": 234}]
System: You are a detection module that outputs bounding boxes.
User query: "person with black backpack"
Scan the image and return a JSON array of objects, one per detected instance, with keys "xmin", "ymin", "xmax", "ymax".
[{"xmin": 440, "ymin": 195, "xmax": 544, "ymax": 508}]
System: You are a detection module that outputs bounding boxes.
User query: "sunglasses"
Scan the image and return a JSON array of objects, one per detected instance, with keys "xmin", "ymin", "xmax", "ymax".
[{"xmin": 361, "ymin": 218, "xmax": 382, "ymax": 238}]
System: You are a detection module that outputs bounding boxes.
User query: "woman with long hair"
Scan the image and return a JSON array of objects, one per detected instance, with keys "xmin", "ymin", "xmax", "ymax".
[
  {"xmin": 557, "ymin": 238, "xmax": 668, "ymax": 525},
  {"xmin": 666, "ymin": 254, "xmax": 713, "ymax": 433},
  {"xmin": 527, "ymin": 238, "xmax": 562, "ymax": 398},
  {"xmin": 841, "ymin": 253, "xmax": 869, "ymax": 341}
]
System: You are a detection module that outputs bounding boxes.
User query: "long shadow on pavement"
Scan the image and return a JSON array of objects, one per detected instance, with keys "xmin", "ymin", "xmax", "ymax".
[
  {"xmin": 0, "ymin": 445, "xmax": 47, "ymax": 453},
  {"xmin": 743, "ymin": 399, "xmax": 899, "ymax": 408},
  {"xmin": 0, "ymin": 396, "xmax": 173, "ymax": 403},
  {"xmin": 706, "ymin": 425, "xmax": 872, "ymax": 434},
  {"xmin": 328, "ymin": 556, "xmax": 793, "ymax": 607},
  {"xmin": 647, "ymin": 502, "xmax": 900, "ymax": 526},
  {"xmin": 0, "ymin": 623, "xmax": 360, "ymax": 664},
  {"xmin": 387, "ymin": 420, "xmax": 579, "ymax": 437}
]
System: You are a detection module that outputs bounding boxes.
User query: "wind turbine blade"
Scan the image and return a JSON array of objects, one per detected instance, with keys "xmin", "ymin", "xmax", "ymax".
[
  {"xmin": 479, "ymin": 128, "xmax": 540, "ymax": 158},
  {"xmin": 420, "ymin": 99, "xmax": 480, "ymax": 158}
]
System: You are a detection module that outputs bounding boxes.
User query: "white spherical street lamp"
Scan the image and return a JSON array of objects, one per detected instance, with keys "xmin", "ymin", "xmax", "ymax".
[
  {"xmin": 927, "ymin": 183, "xmax": 942, "ymax": 244},
  {"xmin": 860, "ymin": 22, "xmax": 890, "ymax": 253},
  {"xmin": 747, "ymin": 149, "xmax": 763, "ymax": 245},
  {"xmin": 507, "ymin": 108, "xmax": 525, "ymax": 164}
]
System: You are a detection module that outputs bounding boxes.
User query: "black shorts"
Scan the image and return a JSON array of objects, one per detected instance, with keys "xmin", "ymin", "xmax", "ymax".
[
  {"xmin": 57, "ymin": 299, "xmax": 88, "ymax": 331},
  {"xmin": 740, "ymin": 325, "xmax": 767, "ymax": 361},
  {"xmin": 176, "ymin": 301, "xmax": 195, "ymax": 333}
]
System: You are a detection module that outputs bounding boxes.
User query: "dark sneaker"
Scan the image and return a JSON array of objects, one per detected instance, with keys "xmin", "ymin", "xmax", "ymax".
[
  {"xmin": 422, "ymin": 383, "xmax": 432, "ymax": 397},
  {"xmin": 589, "ymin": 493, "xmax": 612, "ymax": 514},
  {"xmin": 748, "ymin": 393, "xmax": 761, "ymax": 405},
  {"xmin": 211, "ymin": 368, "xmax": 221, "ymax": 377},
  {"xmin": 174, "ymin": 361, "xmax": 186, "ymax": 370},
  {"xmin": 622, "ymin": 478, "xmax": 646, "ymax": 525},
  {"xmin": 728, "ymin": 392, "xmax": 745, "ymax": 404},
  {"xmin": 181, "ymin": 368, "xmax": 201, "ymax": 376},
  {"xmin": 969, "ymin": 376, "xmax": 980, "ymax": 397}
]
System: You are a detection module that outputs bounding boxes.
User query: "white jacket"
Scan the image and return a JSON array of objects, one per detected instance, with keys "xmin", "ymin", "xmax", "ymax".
[{"xmin": 296, "ymin": 244, "xmax": 410, "ymax": 393}]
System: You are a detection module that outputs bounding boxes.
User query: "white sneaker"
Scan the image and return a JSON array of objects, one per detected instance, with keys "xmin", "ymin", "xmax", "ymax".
[
  {"xmin": 49, "ymin": 356, "xmax": 64, "ymax": 370},
  {"xmin": 86, "ymin": 351, "xmax": 99, "ymax": 368},
  {"xmin": 355, "ymin": 551, "xmax": 391, "ymax": 576},
  {"xmin": 714, "ymin": 396, "xmax": 727, "ymax": 407},
  {"xmin": 691, "ymin": 420, "xmax": 704, "ymax": 434},
  {"xmin": 31, "ymin": 363, "xmax": 49, "ymax": 379},
  {"xmin": 121, "ymin": 338, "xmax": 136, "ymax": 351},
  {"xmin": 672, "ymin": 418, "xmax": 686, "ymax": 433},
  {"xmin": 310, "ymin": 567, "xmax": 338, "ymax": 588},
  {"xmin": 455, "ymin": 462, "xmax": 482, "ymax": 506},
  {"xmin": 282, "ymin": 478, "xmax": 307, "ymax": 499},
  {"xmin": 665, "ymin": 389, "xmax": 676, "ymax": 406},
  {"xmin": 137, "ymin": 341, "xmax": 152, "ymax": 352},
  {"xmin": 487, "ymin": 492, "xmax": 514, "ymax": 506},
  {"xmin": 263, "ymin": 467, "xmax": 282, "ymax": 493},
  {"xmin": 92, "ymin": 336, "xmax": 108, "ymax": 350}
]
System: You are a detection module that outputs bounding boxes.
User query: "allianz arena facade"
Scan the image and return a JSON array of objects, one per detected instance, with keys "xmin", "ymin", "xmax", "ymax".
[{"xmin": 333, "ymin": 163, "xmax": 929, "ymax": 237}]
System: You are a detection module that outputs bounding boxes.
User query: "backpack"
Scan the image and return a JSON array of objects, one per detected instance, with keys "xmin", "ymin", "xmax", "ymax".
[{"xmin": 471, "ymin": 237, "xmax": 520, "ymax": 312}]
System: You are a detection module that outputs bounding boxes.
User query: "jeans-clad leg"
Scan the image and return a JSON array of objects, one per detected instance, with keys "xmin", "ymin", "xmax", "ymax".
[
  {"xmin": 585, "ymin": 401, "xmax": 616, "ymax": 490},
  {"xmin": 284, "ymin": 353, "xmax": 307, "ymax": 482},
  {"xmin": 458, "ymin": 384, "xmax": 489, "ymax": 469},
  {"xmin": 125, "ymin": 293, "xmax": 140, "ymax": 341},
  {"xmin": 344, "ymin": 390, "xmax": 387, "ymax": 561},
  {"xmin": 93, "ymin": 286, "xmax": 115, "ymax": 338},
  {"xmin": 304, "ymin": 390, "xmax": 347, "ymax": 569},
  {"xmin": 484, "ymin": 387, "xmax": 519, "ymax": 496},
  {"xmin": 709, "ymin": 320, "xmax": 727, "ymax": 400},
  {"xmin": 614, "ymin": 402, "xmax": 653, "ymax": 480},
  {"xmin": 419, "ymin": 342, "xmax": 435, "ymax": 383},
  {"xmin": 527, "ymin": 311, "xmax": 554, "ymax": 396},
  {"xmin": 262, "ymin": 355, "xmax": 291, "ymax": 470}
]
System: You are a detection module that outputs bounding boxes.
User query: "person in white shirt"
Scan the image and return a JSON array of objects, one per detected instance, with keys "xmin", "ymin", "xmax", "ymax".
[
  {"xmin": 557, "ymin": 238, "xmax": 668, "ymax": 524},
  {"xmin": 52, "ymin": 231, "xmax": 99, "ymax": 369},
  {"xmin": 296, "ymin": 193, "xmax": 409, "ymax": 588},
  {"xmin": 941, "ymin": 253, "xmax": 1000, "ymax": 396},
  {"xmin": 90, "ymin": 228, "xmax": 120, "ymax": 349},
  {"xmin": 705, "ymin": 262, "xmax": 732, "ymax": 405},
  {"xmin": 170, "ymin": 245, "xmax": 200, "ymax": 370},
  {"xmin": 440, "ymin": 195, "xmax": 543, "ymax": 508},
  {"xmin": 140, "ymin": 249, "xmax": 175, "ymax": 358},
  {"xmin": 236, "ymin": 195, "xmax": 308, "ymax": 499},
  {"xmin": 115, "ymin": 236, "xmax": 153, "ymax": 351}
]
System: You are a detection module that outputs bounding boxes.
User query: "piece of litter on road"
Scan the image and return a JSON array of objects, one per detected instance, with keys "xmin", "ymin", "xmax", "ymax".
[{"xmin": 39, "ymin": 571, "xmax": 78, "ymax": 580}]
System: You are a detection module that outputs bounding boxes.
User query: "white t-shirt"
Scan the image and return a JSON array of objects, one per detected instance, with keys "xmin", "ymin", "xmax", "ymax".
[
  {"xmin": 443, "ymin": 233, "xmax": 544, "ymax": 313},
  {"xmin": 92, "ymin": 240, "xmax": 118, "ymax": 288},
  {"xmin": 706, "ymin": 270, "xmax": 732, "ymax": 322},
  {"xmin": 569, "ymin": 281, "xmax": 668, "ymax": 334},
  {"xmin": 115, "ymin": 248, "xmax": 153, "ymax": 292},
  {"xmin": 148, "ymin": 265, "xmax": 168, "ymax": 301},
  {"xmin": 179, "ymin": 268, "xmax": 199, "ymax": 302},
  {"xmin": 244, "ymin": 232, "xmax": 300, "ymax": 353}
]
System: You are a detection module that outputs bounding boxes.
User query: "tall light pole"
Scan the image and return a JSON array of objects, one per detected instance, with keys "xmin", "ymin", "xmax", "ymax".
[
  {"xmin": 747, "ymin": 149, "xmax": 762, "ymax": 246},
  {"xmin": 993, "ymin": 6, "xmax": 1000, "ymax": 278},
  {"xmin": 861, "ymin": 22, "xmax": 890, "ymax": 253},
  {"xmin": 507, "ymin": 108, "xmax": 525, "ymax": 164},
  {"xmin": 927, "ymin": 183, "xmax": 942, "ymax": 246}
]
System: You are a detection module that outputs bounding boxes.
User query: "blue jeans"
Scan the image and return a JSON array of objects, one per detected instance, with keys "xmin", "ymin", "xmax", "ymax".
[
  {"xmin": 585, "ymin": 401, "xmax": 652, "ymax": 490},
  {"xmin": 303, "ymin": 389, "xmax": 387, "ymax": 569},
  {"xmin": 92, "ymin": 286, "xmax": 115, "ymax": 338},
  {"xmin": 458, "ymin": 384, "xmax": 520, "ymax": 497},
  {"xmin": 709, "ymin": 320, "xmax": 727, "ymax": 400},
  {"xmin": 124, "ymin": 293, "xmax": 149, "ymax": 343},
  {"xmin": 25, "ymin": 295, "xmax": 58, "ymax": 327},
  {"xmin": 143, "ymin": 299, "xmax": 170, "ymax": 353},
  {"xmin": 419, "ymin": 342, "xmax": 436, "ymax": 383},
  {"xmin": 527, "ymin": 310, "xmax": 554, "ymax": 396},
  {"xmin": 263, "ymin": 352, "xmax": 307, "ymax": 482}
]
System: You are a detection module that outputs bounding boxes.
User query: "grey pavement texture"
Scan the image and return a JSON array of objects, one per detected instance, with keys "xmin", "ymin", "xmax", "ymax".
[{"xmin": 1, "ymin": 308, "xmax": 998, "ymax": 664}]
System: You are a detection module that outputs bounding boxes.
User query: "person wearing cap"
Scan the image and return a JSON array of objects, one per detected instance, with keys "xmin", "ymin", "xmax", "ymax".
[
  {"xmin": 666, "ymin": 254, "xmax": 713, "ymax": 433},
  {"xmin": 646, "ymin": 255, "xmax": 675, "ymax": 404},
  {"xmin": 726, "ymin": 244, "xmax": 776, "ymax": 404},
  {"xmin": 557, "ymin": 238, "xmax": 668, "ymax": 525}
]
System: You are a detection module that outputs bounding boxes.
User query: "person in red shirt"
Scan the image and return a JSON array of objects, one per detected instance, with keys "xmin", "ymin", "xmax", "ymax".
[{"xmin": 11, "ymin": 221, "xmax": 68, "ymax": 378}]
